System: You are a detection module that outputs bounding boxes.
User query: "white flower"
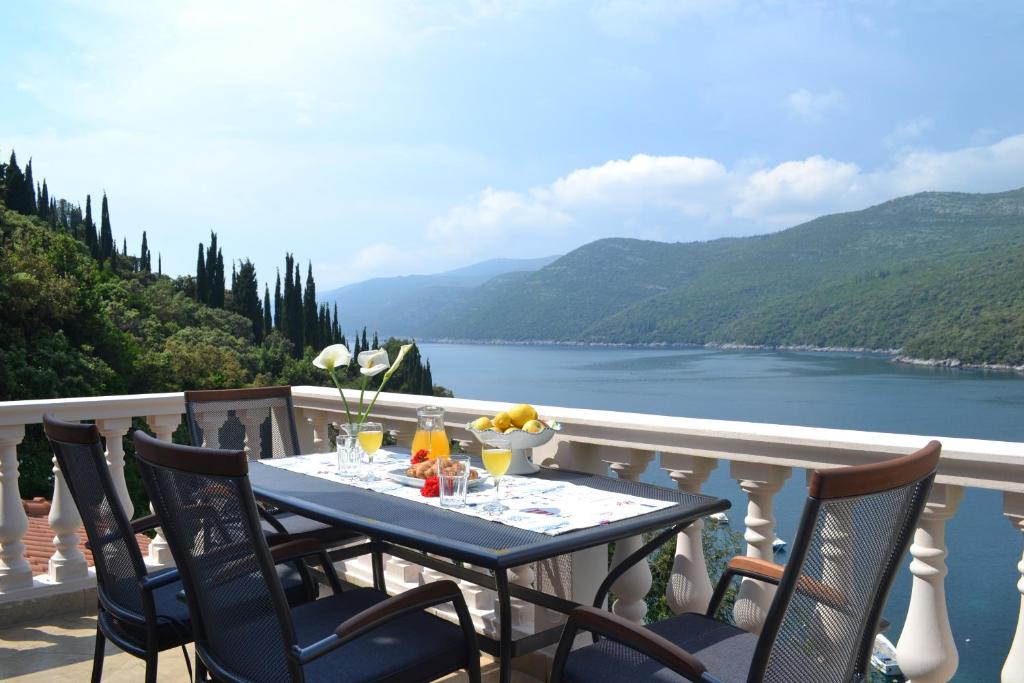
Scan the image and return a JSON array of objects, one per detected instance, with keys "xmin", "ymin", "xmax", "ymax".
[
  {"xmin": 384, "ymin": 343, "xmax": 414, "ymax": 379},
  {"xmin": 313, "ymin": 344, "xmax": 352, "ymax": 371},
  {"xmin": 358, "ymin": 349, "xmax": 390, "ymax": 377}
]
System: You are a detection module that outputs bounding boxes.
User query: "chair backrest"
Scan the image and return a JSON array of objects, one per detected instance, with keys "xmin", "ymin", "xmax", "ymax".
[
  {"xmin": 42, "ymin": 414, "xmax": 150, "ymax": 622},
  {"xmin": 184, "ymin": 386, "xmax": 301, "ymax": 459},
  {"xmin": 132, "ymin": 430, "xmax": 302, "ymax": 682},
  {"xmin": 749, "ymin": 441, "xmax": 941, "ymax": 682}
]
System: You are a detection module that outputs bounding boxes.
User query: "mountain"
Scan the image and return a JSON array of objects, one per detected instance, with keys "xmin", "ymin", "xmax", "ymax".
[
  {"xmin": 321, "ymin": 255, "xmax": 559, "ymax": 338},
  {"xmin": 417, "ymin": 188, "xmax": 1024, "ymax": 365}
]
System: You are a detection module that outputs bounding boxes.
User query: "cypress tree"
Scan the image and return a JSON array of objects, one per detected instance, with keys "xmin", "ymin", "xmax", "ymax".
[
  {"xmin": 273, "ymin": 270, "xmax": 283, "ymax": 331},
  {"xmin": 283, "ymin": 255, "xmax": 294, "ymax": 338},
  {"xmin": 372, "ymin": 331, "xmax": 379, "ymax": 349},
  {"xmin": 38, "ymin": 180, "xmax": 49, "ymax": 219},
  {"xmin": 196, "ymin": 243, "xmax": 208, "ymax": 303},
  {"xmin": 23, "ymin": 159, "xmax": 37, "ymax": 215},
  {"xmin": 4, "ymin": 151, "xmax": 24, "ymax": 213},
  {"xmin": 332, "ymin": 303, "xmax": 341, "ymax": 343},
  {"xmin": 290, "ymin": 262, "xmax": 304, "ymax": 354},
  {"xmin": 140, "ymin": 231, "xmax": 150, "ymax": 272},
  {"xmin": 232, "ymin": 259, "xmax": 261, "ymax": 341},
  {"xmin": 263, "ymin": 286, "xmax": 272, "ymax": 340},
  {"xmin": 83, "ymin": 195, "xmax": 98, "ymax": 256},
  {"xmin": 303, "ymin": 262, "xmax": 318, "ymax": 351},
  {"xmin": 122, "ymin": 236, "xmax": 127, "ymax": 256},
  {"xmin": 361, "ymin": 327, "xmax": 369, "ymax": 353},
  {"xmin": 211, "ymin": 248, "xmax": 225, "ymax": 308},
  {"xmin": 158, "ymin": 253, "xmax": 162, "ymax": 275},
  {"xmin": 99, "ymin": 193, "xmax": 113, "ymax": 260}
]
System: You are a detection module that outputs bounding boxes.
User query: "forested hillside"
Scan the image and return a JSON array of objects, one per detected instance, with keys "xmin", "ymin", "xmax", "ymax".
[{"xmin": 421, "ymin": 188, "xmax": 1024, "ymax": 365}]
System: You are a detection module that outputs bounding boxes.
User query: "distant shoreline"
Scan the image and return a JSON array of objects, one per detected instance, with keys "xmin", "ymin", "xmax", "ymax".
[{"xmin": 417, "ymin": 337, "xmax": 1024, "ymax": 374}]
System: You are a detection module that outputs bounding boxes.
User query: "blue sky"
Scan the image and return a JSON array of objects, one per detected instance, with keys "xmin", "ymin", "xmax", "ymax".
[{"xmin": 3, "ymin": 1, "xmax": 1024, "ymax": 290}]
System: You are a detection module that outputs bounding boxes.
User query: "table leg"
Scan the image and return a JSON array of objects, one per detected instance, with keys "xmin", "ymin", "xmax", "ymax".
[
  {"xmin": 493, "ymin": 568, "xmax": 513, "ymax": 683},
  {"xmin": 372, "ymin": 542, "xmax": 385, "ymax": 591}
]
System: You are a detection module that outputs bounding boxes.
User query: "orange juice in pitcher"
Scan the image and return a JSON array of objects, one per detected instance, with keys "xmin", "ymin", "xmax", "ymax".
[{"xmin": 411, "ymin": 405, "xmax": 450, "ymax": 460}]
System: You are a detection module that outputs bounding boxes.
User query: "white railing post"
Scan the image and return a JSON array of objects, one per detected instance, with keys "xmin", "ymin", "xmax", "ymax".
[
  {"xmin": 295, "ymin": 409, "xmax": 316, "ymax": 454},
  {"xmin": 661, "ymin": 453, "xmax": 718, "ymax": 614},
  {"xmin": 145, "ymin": 414, "xmax": 181, "ymax": 568},
  {"xmin": 1002, "ymin": 491, "xmax": 1024, "ymax": 683},
  {"xmin": 309, "ymin": 411, "xmax": 330, "ymax": 453},
  {"xmin": 96, "ymin": 418, "xmax": 134, "ymax": 516},
  {"xmin": 730, "ymin": 461, "xmax": 791, "ymax": 633},
  {"xmin": 47, "ymin": 448, "xmax": 88, "ymax": 583},
  {"xmin": 605, "ymin": 449, "xmax": 656, "ymax": 623},
  {"xmin": 0, "ymin": 424, "xmax": 32, "ymax": 592},
  {"xmin": 897, "ymin": 483, "xmax": 963, "ymax": 683}
]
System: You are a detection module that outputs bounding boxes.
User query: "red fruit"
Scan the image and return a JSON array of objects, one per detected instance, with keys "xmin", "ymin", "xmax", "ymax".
[
  {"xmin": 412, "ymin": 449, "xmax": 430, "ymax": 464},
  {"xmin": 420, "ymin": 475, "xmax": 440, "ymax": 497}
]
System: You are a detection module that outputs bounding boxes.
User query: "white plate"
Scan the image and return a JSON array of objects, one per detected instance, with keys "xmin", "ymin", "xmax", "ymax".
[{"xmin": 385, "ymin": 466, "xmax": 489, "ymax": 490}]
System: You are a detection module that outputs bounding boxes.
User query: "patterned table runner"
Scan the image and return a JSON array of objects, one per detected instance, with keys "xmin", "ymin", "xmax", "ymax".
[{"xmin": 260, "ymin": 450, "xmax": 677, "ymax": 536}]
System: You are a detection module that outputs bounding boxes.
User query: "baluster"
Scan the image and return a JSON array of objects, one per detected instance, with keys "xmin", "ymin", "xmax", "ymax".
[
  {"xmin": 48, "ymin": 446, "xmax": 89, "ymax": 583},
  {"xmin": 145, "ymin": 414, "xmax": 181, "ymax": 567},
  {"xmin": 0, "ymin": 425, "xmax": 32, "ymax": 592},
  {"xmin": 730, "ymin": 461, "xmax": 791, "ymax": 633},
  {"xmin": 661, "ymin": 453, "xmax": 717, "ymax": 614},
  {"xmin": 896, "ymin": 483, "xmax": 963, "ymax": 683},
  {"xmin": 1002, "ymin": 492, "xmax": 1024, "ymax": 683},
  {"xmin": 295, "ymin": 409, "xmax": 316, "ymax": 454},
  {"xmin": 605, "ymin": 449, "xmax": 655, "ymax": 623},
  {"xmin": 96, "ymin": 418, "xmax": 134, "ymax": 516}
]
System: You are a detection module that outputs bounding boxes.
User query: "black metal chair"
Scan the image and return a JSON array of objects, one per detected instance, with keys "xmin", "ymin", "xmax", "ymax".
[
  {"xmin": 133, "ymin": 430, "xmax": 481, "ymax": 683},
  {"xmin": 551, "ymin": 441, "xmax": 942, "ymax": 683},
  {"xmin": 184, "ymin": 386, "xmax": 361, "ymax": 549},
  {"xmin": 43, "ymin": 415, "xmax": 323, "ymax": 683}
]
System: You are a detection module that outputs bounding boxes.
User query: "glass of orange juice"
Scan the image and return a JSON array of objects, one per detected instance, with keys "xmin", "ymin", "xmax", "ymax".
[
  {"xmin": 411, "ymin": 406, "xmax": 450, "ymax": 460},
  {"xmin": 481, "ymin": 445, "xmax": 512, "ymax": 514},
  {"xmin": 356, "ymin": 421, "xmax": 383, "ymax": 481}
]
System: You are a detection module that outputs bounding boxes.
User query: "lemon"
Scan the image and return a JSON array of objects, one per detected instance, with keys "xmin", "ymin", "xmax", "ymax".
[
  {"xmin": 522, "ymin": 419, "xmax": 544, "ymax": 433},
  {"xmin": 471, "ymin": 416, "xmax": 492, "ymax": 431},
  {"xmin": 504, "ymin": 427, "xmax": 518, "ymax": 434},
  {"xmin": 507, "ymin": 403, "xmax": 538, "ymax": 428},
  {"xmin": 492, "ymin": 412, "xmax": 512, "ymax": 431}
]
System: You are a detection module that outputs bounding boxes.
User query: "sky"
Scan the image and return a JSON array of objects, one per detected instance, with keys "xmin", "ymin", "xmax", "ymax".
[{"xmin": 3, "ymin": 0, "xmax": 1024, "ymax": 291}]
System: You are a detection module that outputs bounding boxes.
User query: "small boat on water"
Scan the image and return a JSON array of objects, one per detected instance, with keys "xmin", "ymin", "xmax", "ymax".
[
  {"xmin": 772, "ymin": 537, "xmax": 787, "ymax": 552},
  {"xmin": 708, "ymin": 512, "xmax": 729, "ymax": 524},
  {"xmin": 871, "ymin": 633, "xmax": 902, "ymax": 677}
]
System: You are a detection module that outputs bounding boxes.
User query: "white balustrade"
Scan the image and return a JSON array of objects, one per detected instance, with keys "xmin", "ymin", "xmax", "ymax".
[
  {"xmin": 1002, "ymin": 492, "xmax": 1024, "ymax": 683},
  {"xmin": 661, "ymin": 453, "xmax": 717, "ymax": 615},
  {"xmin": 1, "ymin": 387, "xmax": 1024, "ymax": 681},
  {"xmin": 730, "ymin": 461, "xmax": 791, "ymax": 633},
  {"xmin": 145, "ymin": 414, "xmax": 180, "ymax": 568},
  {"xmin": 897, "ymin": 483, "xmax": 963, "ymax": 683},
  {"xmin": 0, "ymin": 424, "xmax": 32, "ymax": 592},
  {"xmin": 47, "ymin": 451, "xmax": 88, "ymax": 583}
]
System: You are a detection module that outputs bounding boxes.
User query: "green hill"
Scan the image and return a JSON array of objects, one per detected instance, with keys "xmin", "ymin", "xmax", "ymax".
[{"xmin": 422, "ymin": 188, "xmax": 1024, "ymax": 365}]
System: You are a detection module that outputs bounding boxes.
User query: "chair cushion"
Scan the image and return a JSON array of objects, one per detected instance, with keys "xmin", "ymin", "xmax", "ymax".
[
  {"xmin": 295, "ymin": 587, "xmax": 470, "ymax": 683},
  {"xmin": 261, "ymin": 510, "xmax": 362, "ymax": 546},
  {"xmin": 563, "ymin": 612, "xmax": 758, "ymax": 683}
]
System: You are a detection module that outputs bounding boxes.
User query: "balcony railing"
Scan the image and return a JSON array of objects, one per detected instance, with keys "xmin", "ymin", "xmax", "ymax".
[{"xmin": 1, "ymin": 386, "xmax": 1022, "ymax": 681}]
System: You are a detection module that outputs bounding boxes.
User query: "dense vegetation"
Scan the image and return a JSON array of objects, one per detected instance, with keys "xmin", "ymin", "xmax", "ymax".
[
  {"xmin": 421, "ymin": 189, "xmax": 1024, "ymax": 366},
  {"xmin": 1, "ymin": 149, "xmax": 443, "ymax": 506}
]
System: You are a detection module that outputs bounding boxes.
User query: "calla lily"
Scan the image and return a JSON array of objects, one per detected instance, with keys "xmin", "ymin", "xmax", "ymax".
[
  {"xmin": 313, "ymin": 344, "xmax": 352, "ymax": 371},
  {"xmin": 358, "ymin": 349, "xmax": 390, "ymax": 377},
  {"xmin": 383, "ymin": 343, "xmax": 414, "ymax": 380},
  {"xmin": 359, "ymin": 342, "xmax": 416, "ymax": 423}
]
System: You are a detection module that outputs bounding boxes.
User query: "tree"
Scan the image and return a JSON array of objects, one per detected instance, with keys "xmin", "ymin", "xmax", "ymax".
[
  {"xmin": 274, "ymin": 270, "xmax": 282, "ymax": 330},
  {"xmin": 22, "ymin": 159, "xmax": 37, "ymax": 215},
  {"xmin": 332, "ymin": 303, "xmax": 341, "ymax": 342},
  {"xmin": 231, "ymin": 259, "xmax": 262, "ymax": 342},
  {"xmin": 372, "ymin": 331, "xmax": 379, "ymax": 349},
  {"xmin": 4, "ymin": 151, "xmax": 24, "ymax": 213},
  {"xmin": 263, "ymin": 285, "xmax": 272, "ymax": 340},
  {"xmin": 140, "ymin": 231, "xmax": 151, "ymax": 272},
  {"xmin": 83, "ymin": 195, "xmax": 98, "ymax": 256},
  {"xmin": 99, "ymin": 192, "xmax": 113, "ymax": 261},
  {"xmin": 283, "ymin": 255, "xmax": 294, "ymax": 337},
  {"xmin": 38, "ymin": 180, "xmax": 49, "ymax": 220},
  {"xmin": 290, "ymin": 261, "xmax": 303, "ymax": 354},
  {"xmin": 158, "ymin": 253, "xmax": 162, "ymax": 275},
  {"xmin": 303, "ymin": 262, "xmax": 318, "ymax": 350},
  {"xmin": 196, "ymin": 243, "xmax": 208, "ymax": 303}
]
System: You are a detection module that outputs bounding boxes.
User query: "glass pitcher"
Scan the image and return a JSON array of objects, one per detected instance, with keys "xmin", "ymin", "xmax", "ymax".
[{"xmin": 411, "ymin": 405, "xmax": 450, "ymax": 460}]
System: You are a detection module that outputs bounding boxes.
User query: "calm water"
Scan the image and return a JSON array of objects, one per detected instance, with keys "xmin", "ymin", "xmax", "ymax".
[{"xmin": 419, "ymin": 343, "xmax": 1024, "ymax": 682}]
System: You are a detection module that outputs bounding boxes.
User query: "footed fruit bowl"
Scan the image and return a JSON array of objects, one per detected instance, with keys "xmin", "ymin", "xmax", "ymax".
[{"xmin": 465, "ymin": 421, "xmax": 560, "ymax": 475}]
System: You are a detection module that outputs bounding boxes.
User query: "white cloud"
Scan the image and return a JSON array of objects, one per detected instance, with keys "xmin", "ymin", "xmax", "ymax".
[
  {"xmin": 426, "ymin": 187, "xmax": 573, "ymax": 241},
  {"xmin": 735, "ymin": 156, "xmax": 862, "ymax": 221},
  {"xmin": 884, "ymin": 116, "xmax": 934, "ymax": 147},
  {"xmin": 550, "ymin": 154, "xmax": 727, "ymax": 206},
  {"xmin": 784, "ymin": 88, "xmax": 844, "ymax": 120}
]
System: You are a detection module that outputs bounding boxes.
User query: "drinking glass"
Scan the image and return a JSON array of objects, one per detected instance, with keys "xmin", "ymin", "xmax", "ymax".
[
  {"xmin": 438, "ymin": 454, "xmax": 471, "ymax": 508},
  {"xmin": 357, "ymin": 422, "xmax": 384, "ymax": 481},
  {"xmin": 481, "ymin": 447, "xmax": 512, "ymax": 514},
  {"xmin": 336, "ymin": 434, "xmax": 360, "ymax": 478}
]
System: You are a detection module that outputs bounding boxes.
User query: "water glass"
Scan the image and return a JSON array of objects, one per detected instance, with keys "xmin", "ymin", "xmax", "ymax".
[
  {"xmin": 438, "ymin": 455, "xmax": 472, "ymax": 508},
  {"xmin": 336, "ymin": 435, "xmax": 360, "ymax": 478}
]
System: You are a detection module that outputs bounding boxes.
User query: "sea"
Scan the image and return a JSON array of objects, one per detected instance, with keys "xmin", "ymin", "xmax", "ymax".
[{"xmin": 418, "ymin": 342, "xmax": 1024, "ymax": 682}]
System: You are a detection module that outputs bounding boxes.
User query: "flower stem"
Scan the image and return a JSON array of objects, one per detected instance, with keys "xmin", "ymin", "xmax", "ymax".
[{"xmin": 328, "ymin": 368, "xmax": 355, "ymax": 427}]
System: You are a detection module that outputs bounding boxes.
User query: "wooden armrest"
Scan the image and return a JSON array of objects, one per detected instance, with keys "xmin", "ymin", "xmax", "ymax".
[
  {"xmin": 554, "ymin": 606, "xmax": 707, "ymax": 682},
  {"xmin": 334, "ymin": 580, "xmax": 465, "ymax": 643},
  {"xmin": 727, "ymin": 556, "xmax": 785, "ymax": 583}
]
